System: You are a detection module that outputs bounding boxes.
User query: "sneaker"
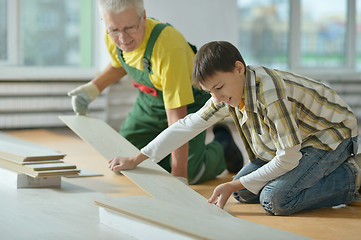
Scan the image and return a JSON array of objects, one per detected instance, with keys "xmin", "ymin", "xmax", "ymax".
[
  {"xmin": 350, "ymin": 193, "xmax": 361, "ymax": 206},
  {"xmin": 349, "ymin": 153, "xmax": 361, "ymax": 206},
  {"xmin": 213, "ymin": 124, "xmax": 244, "ymax": 173},
  {"xmin": 349, "ymin": 154, "xmax": 361, "ymax": 191},
  {"xmin": 355, "ymin": 154, "xmax": 361, "ymax": 193}
]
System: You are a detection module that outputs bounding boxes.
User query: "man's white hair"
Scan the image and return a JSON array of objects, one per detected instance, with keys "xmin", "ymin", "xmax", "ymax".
[{"xmin": 98, "ymin": 0, "xmax": 144, "ymax": 17}]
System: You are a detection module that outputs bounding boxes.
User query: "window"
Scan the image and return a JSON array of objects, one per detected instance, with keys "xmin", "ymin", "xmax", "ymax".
[
  {"xmin": 357, "ymin": 0, "xmax": 361, "ymax": 69},
  {"xmin": 0, "ymin": 0, "xmax": 7, "ymax": 63},
  {"xmin": 238, "ymin": 0, "xmax": 289, "ymax": 69},
  {"xmin": 300, "ymin": 0, "xmax": 346, "ymax": 67},
  {"xmin": 238, "ymin": 0, "xmax": 361, "ymax": 76},
  {"xmin": 0, "ymin": 0, "xmax": 96, "ymax": 79}
]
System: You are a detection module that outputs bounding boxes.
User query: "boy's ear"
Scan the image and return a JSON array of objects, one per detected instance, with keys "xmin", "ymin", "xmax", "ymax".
[{"xmin": 234, "ymin": 61, "xmax": 245, "ymax": 75}]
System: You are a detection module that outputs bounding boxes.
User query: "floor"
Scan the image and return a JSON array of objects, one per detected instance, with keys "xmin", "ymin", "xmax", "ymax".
[{"xmin": 4, "ymin": 126, "xmax": 361, "ymax": 240}]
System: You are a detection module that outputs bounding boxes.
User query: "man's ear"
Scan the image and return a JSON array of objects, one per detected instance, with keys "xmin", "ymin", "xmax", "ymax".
[
  {"xmin": 143, "ymin": 10, "xmax": 147, "ymax": 19},
  {"xmin": 234, "ymin": 61, "xmax": 245, "ymax": 75}
]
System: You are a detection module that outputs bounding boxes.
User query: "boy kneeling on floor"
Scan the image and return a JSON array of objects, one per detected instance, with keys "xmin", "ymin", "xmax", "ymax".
[{"xmin": 109, "ymin": 41, "xmax": 360, "ymax": 216}]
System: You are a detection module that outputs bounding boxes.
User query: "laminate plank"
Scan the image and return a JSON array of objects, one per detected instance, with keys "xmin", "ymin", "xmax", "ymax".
[
  {"xmin": 95, "ymin": 195, "xmax": 310, "ymax": 240},
  {"xmin": 0, "ymin": 181, "xmax": 130, "ymax": 239},
  {"xmin": 0, "ymin": 132, "xmax": 65, "ymax": 161},
  {"xmin": 0, "ymin": 158, "xmax": 80, "ymax": 178},
  {"xmin": 65, "ymin": 169, "xmax": 103, "ymax": 178},
  {"xmin": 0, "ymin": 156, "xmax": 64, "ymax": 165},
  {"xmin": 59, "ymin": 115, "xmax": 228, "ymax": 216},
  {"xmin": 5, "ymin": 128, "xmax": 360, "ymax": 239},
  {"xmin": 26, "ymin": 163, "xmax": 77, "ymax": 171}
]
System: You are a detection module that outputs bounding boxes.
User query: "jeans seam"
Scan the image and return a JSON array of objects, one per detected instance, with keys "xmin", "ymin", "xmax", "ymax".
[{"xmin": 344, "ymin": 160, "xmax": 358, "ymax": 202}]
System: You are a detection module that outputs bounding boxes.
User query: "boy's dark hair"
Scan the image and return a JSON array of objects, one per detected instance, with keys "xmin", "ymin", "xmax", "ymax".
[{"xmin": 192, "ymin": 41, "xmax": 246, "ymax": 89}]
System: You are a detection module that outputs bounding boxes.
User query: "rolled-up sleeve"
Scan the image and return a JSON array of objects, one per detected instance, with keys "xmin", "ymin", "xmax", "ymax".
[
  {"xmin": 240, "ymin": 144, "xmax": 302, "ymax": 194},
  {"xmin": 141, "ymin": 98, "xmax": 229, "ymax": 162}
]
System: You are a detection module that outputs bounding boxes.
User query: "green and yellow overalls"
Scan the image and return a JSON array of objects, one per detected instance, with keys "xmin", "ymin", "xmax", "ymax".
[{"xmin": 116, "ymin": 23, "xmax": 226, "ymax": 184}]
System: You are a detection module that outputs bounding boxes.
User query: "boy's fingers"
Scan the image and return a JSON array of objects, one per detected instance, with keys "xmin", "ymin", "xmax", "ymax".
[
  {"xmin": 208, "ymin": 191, "xmax": 219, "ymax": 204},
  {"xmin": 113, "ymin": 166, "xmax": 120, "ymax": 172},
  {"xmin": 109, "ymin": 158, "xmax": 120, "ymax": 170},
  {"xmin": 217, "ymin": 196, "xmax": 227, "ymax": 209},
  {"xmin": 108, "ymin": 160, "xmax": 114, "ymax": 168}
]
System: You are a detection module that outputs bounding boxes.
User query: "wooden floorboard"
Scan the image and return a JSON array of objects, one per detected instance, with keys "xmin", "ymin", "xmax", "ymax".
[{"xmin": 4, "ymin": 128, "xmax": 361, "ymax": 240}]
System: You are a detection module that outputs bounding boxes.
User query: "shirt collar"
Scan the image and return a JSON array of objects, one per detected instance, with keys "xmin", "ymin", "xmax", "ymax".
[{"xmin": 244, "ymin": 66, "xmax": 258, "ymax": 114}]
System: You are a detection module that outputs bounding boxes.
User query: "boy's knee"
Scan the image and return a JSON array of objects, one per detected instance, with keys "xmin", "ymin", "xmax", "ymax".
[{"xmin": 259, "ymin": 190, "xmax": 293, "ymax": 216}]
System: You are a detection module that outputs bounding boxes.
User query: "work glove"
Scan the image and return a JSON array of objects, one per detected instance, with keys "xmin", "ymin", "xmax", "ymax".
[{"xmin": 68, "ymin": 82, "xmax": 100, "ymax": 115}]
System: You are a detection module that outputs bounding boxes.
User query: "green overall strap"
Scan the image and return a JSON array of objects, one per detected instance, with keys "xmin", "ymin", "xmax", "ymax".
[{"xmin": 142, "ymin": 23, "xmax": 170, "ymax": 74}]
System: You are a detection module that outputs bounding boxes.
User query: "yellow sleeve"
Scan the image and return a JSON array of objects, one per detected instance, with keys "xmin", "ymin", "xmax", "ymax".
[
  {"xmin": 158, "ymin": 49, "xmax": 195, "ymax": 109},
  {"xmin": 104, "ymin": 31, "xmax": 122, "ymax": 68},
  {"xmin": 150, "ymin": 27, "xmax": 195, "ymax": 109}
]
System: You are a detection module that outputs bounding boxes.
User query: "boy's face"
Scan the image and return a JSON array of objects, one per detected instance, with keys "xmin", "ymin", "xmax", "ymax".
[{"xmin": 200, "ymin": 61, "xmax": 245, "ymax": 108}]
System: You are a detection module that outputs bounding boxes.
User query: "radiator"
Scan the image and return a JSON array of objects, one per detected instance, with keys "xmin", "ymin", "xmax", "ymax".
[{"xmin": 0, "ymin": 81, "xmax": 106, "ymax": 129}]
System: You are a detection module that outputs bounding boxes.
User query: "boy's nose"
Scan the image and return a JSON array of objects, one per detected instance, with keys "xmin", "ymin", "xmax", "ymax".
[{"xmin": 212, "ymin": 93, "xmax": 222, "ymax": 103}]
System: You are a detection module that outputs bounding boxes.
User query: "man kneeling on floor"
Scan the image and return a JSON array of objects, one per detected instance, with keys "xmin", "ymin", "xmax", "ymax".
[{"xmin": 69, "ymin": 0, "xmax": 244, "ymax": 185}]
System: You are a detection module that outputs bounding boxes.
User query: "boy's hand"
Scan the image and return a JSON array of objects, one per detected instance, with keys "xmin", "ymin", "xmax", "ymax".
[
  {"xmin": 109, "ymin": 156, "xmax": 138, "ymax": 172},
  {"xmin": 108, "ymin": 152, "xmax": 148, "ymax": 172},
  {"xmin": 208, "ymin": 180, "xmax": 244, "ymax": 209}
]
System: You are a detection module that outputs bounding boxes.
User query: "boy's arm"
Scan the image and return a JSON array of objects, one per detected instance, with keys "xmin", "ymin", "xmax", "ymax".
[
  {"xmin": 240, "ymin": 144, "xmax": 302, "ymax": 194},
  {"xmin": 208, "ymin": 145, "xmax": 302, "ymax": 209},
  {"xmin": 141, "ymin": 98, "xmax": 229, "ymax": 162},
  {"xmin": 108, "ymin": 98, "xmax": 229, "ymax": 173},
  {"xmin": 239, "ymin": 98, "xmax": 303, "ymax": 194}
]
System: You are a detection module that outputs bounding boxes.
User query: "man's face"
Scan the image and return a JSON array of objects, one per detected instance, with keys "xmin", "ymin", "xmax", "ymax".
[
  {"xmin": 200, "ymin": 61, "xmax": 245, "ymax": 108},
  {"xmin": 103, "ymin": 7, "xmax": 146, "ymax": 52}
]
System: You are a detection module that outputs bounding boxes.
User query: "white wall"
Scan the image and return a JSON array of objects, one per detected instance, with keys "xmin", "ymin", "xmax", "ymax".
[
  {"xmin": 96, "ymin": 0, "xmax": 239, "ymax": 72},
  {"xmin": 144, "ymin": 0, "xmax": 238, "ymax": 49}
]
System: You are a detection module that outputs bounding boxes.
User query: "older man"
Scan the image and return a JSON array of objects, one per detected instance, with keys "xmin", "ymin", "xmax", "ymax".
[{"xmin": 68, "ymin": 0, "xmax": 243, "ymax": 184}]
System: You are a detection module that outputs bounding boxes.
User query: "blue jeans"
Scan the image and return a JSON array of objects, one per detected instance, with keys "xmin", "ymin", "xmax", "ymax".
[{"xmin": 232, "ymin": 137, "xmax": 359, "ymax": 215}]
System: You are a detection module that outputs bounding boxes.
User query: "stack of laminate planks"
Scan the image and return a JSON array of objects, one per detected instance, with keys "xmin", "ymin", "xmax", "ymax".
[{"xmin": 0, "ymin": 132, "xmax": 80, "ymax": 178}]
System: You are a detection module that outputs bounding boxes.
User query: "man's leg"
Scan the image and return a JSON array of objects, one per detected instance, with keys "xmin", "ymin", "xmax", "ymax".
[
  {"xmin": 186, "ymin": 130, "xmax": 226, "ymax": 184},
  {"xmin": 120, "ymin": 100, "xmax": 171, "ymax": 171}
]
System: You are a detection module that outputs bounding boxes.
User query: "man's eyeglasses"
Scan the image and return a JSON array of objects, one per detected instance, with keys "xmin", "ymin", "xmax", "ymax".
[{"xmin": 107, "ymin": 17, "xmax": 142, "ymax": 38}]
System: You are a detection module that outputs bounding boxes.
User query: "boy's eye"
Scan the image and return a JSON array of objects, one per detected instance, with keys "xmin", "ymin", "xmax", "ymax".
[{"xmin": 216, "ymin": 86, "xmax": 223, "ymax": 90}]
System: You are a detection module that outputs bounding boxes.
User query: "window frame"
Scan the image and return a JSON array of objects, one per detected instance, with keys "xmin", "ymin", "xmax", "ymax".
[
  {"xmin": 290, "ymin": 0, "xmax": 359, "ymax": 80},
  {"xmin": 0, "ymin": 0, "xmax": 101, "ymax": 80},
  {"xmin": 237, "ymin": 0, "xmax": 360, "ymax": 80}
]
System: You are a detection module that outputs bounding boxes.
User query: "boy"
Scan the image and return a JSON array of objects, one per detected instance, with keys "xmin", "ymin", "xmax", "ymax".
[{"xmin": 109, "ymin": 41, "xmax": 360, "ymax": 215}]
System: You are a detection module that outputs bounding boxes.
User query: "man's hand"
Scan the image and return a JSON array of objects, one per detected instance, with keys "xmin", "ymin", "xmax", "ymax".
[
  {"xmin": 68, "ymin": 82, "xmax": 100, "ymax": 115},
  {"xmin": 108, "ymin": 152, "xmax": 148, "ymax": 173},
  {"xmin": 208, "ymin": 180, "xmax": 244, "ymax": 209}
]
